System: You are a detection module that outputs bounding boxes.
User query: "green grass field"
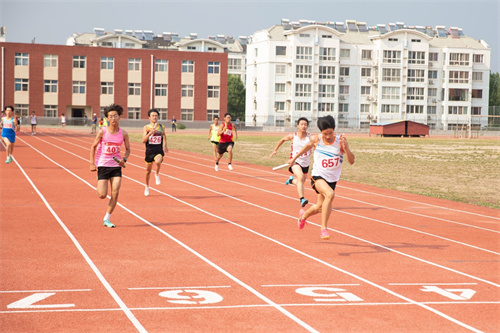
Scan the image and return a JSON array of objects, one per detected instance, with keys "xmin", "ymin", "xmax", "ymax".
[{"xmin": 130, "ymin": 131, "xmax": 500, "ymax": 209}]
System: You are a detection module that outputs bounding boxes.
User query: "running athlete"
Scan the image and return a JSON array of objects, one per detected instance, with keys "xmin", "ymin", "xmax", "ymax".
[
  {"xmin": 30, "ymin": 111, "xmax": 37, "ymax": 135},
  {"xmin": 215, "ymin": 113, "xmax": 237, "ymax": 171},
  {"xmin": 142, "ymin": 109, "xmax": 168, "ymax": 196},
  {"xmin": 89, "ymin": 104, "xmax": 131, "ymax": 228},
  {"xmin": 1, "ymin": 105, "xmax": 18, "ymax": 164},
  {"xmin": 208, "ymin": 115, "xmax": 220, "ymax": 161},
  {"xmin": 288, "ymin": 115, "xmax": 355, "ymax": 239},
  {"xmin": 270, "ymin": 117, "xmax": 312, "ymax": 207}
]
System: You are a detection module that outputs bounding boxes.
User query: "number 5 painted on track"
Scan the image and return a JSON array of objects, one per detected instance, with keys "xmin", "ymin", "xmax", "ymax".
[
  {"xmin": 295, "ymin": 287, "xmax": 363, "ymax": 302},
  {"xmin": 159, "ymin": 289, "xmax": 223, "ymax": 305}
]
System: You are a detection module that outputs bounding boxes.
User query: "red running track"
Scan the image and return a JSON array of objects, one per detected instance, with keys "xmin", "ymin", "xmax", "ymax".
[{"xmin": 1, "ymin": 128, "xmax": 499, "ymax": 332}]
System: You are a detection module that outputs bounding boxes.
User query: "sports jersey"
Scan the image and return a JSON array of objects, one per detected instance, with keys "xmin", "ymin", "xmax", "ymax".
[
  {"xmin": 210, "ymin": 124, "xmax": 220, "ymax": 142},
  {"xmin": 145, "ymin": 123, "xmax": 165, "ymax": 153},
  {"xmin": 1, "ymin": 117, "xmax": 16, "ymax": 143},
  {"xmin": 311, "ymin": 134, "xmax": 344, "ymax": 183},
  {"xmin": 219, "ymin": 122, "xmax": 234, "ymax": 143},
  {"xmin": 95, "ymin": 127, "xmax": 124, "ymax": 167},
  {"xmin": 290, "ymin": 132, "xmax": 311, "ymax": 167}
]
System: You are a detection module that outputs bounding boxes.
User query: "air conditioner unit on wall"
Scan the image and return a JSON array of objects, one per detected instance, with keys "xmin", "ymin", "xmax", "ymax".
[{"xmin": 339, "ymin": 77, "xmax": 344, "ymax": 82}]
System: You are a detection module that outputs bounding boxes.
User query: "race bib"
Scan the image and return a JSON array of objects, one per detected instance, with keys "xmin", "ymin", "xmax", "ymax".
[
  {"xmin": 3, "ymin": 122, "xmax": 13, "ymax": 129},
  {"xmin": 149, "ymin": 135, "xmax": 162, "ymax": 145},
  {"xmin": 321, "ymin": 157, "xmax": 340, "ymax": 169},
  {"xmin": 104, "ymin": 143, "xmax": 121, "ymax": 155}
]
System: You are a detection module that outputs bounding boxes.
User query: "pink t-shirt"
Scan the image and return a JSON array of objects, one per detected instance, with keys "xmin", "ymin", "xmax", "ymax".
[{"xmin": 95, "ymin": 127, "xmax": 124, "ymax": 167}]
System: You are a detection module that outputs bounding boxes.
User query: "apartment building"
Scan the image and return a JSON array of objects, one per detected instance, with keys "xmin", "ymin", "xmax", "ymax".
[
  {"xmin": 245, "ymin": 20, "xmax": 491, "ymax": 130},
  {"xmin": 0, "ymin": 36, "xmax": 228, "ymax": 122}
]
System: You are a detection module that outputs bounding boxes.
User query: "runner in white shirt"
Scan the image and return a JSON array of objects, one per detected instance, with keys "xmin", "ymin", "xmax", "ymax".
[
  {"xmin": 270, "ymin": 117, "xmax": 312, "ymax": 207},
  {"xmin": 288, "ymin": 115, "xmax": 355, "ymax": 240}
]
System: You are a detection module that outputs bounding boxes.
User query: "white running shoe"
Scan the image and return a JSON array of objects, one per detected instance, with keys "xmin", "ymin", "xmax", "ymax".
[
  {"xmin": 215, "ymin": 164, "xmax": 219, "ymax": 171},
  {"xmin": 144, "ymin": 187, "xmax": 150, "ymax": 196},
  {"xmin": 155, "ymin": 174, "xmax": 161, "ymax": 185},
  {"xmin": 228, "ymin": 164, "xmax": 233, "ymax": 171}
]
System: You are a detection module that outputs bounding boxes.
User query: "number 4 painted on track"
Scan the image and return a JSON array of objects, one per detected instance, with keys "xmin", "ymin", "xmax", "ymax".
[{"xmin": 421, "ymin": 286, "xmax": 476, "ymax": 300}]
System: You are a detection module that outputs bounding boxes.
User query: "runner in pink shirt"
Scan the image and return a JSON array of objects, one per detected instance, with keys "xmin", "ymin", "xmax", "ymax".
[{"xmin": 89, "ymin": 104, "xmax": 131, "ymax": 228}]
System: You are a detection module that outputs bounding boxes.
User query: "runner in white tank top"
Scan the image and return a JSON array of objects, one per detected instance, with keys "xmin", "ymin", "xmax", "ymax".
[
  {"xmin": 90, "ymin": 104, "xmax": 131, "ymax": 228},
  {"xmin": 288, "ymin": 115, "xmax": 355, "ymax": 240},
  {"xmin": 270, "ymin": 117, "xmax": 312, "ymax": 207}
]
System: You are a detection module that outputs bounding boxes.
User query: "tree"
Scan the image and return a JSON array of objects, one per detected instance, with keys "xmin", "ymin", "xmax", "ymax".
[
  {"xmin": 489, "ymin": 72, "xmax": 500, "ymax": 107},
  {"xmin": 227, "ymin": 74, "xmax": 246, "ymax": 121}
]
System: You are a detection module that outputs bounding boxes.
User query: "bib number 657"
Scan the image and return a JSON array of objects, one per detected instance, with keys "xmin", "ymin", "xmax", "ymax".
[{"xmin": 322, "ymin": 157, "xmax": 339, "ymax": 168}]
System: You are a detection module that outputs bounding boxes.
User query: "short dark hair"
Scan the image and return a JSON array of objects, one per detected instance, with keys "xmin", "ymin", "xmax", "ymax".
[
  {"xmin": 148, "ymin": 108, "xmax": 159, "ymax": 117},
  {"xmin": 224, "ymin": 113, "xmax": 231, "ymax": 118},
  {"xmin": 213, "ymin": 115, "xmax": 219, "ymax": 120},
  {"xmin": 4, "ymin": 105, "xmax": 14, "ymax": 112},
  {"xmin": 297, "ymin": 117, "xmax": 309, "ymax": 125},
  {"xmin": 317, "ymin": 115, "xmax": 336, "ymax": 131},
  {"xmin": 104, "ymin": 104, "xmax": 123, "ymax": 117}
]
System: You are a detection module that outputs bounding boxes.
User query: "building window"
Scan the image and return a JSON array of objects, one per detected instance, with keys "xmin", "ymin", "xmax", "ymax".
[
  {"xmin": 101, "ymin": 57, "xmax": 114, "ymax": 70},
  {"xmin": 472, "ymin": 72, "xmax": 483, "ymax": 81},
  {"xmin": 473, "ymin": 54, "xmax": 484, "ymax": 63},
  {"xmin": 295, "ymin": 102, "xmax": 311, "ymax": 111},
  {"xmin": 128, "ymin": 58, "xmax": 141, "ymax": 71},
  {"xmin": 319, "ymin": 84, "xmax": 335, "ymax": 98},
  {"xmin": 407, "ymin": 105, "xmax": 424, "ymax": 114},
  {"xmin": 72, "ymin": 56, "xmax": 86, "ymax": 68},
  {"xmin": 340, "ymin": 67, "xmax": 350, "ymax": 77},
  {"xmin": 295, "ymin": 84, "xmax": 312, "ymax": 97},
  {"xmin": 428, "ymin": 70, "xmax": 438, "ymax": 79},
  {"xmin": 182, "ymin": 60, "xmax": 194, "ymax": 73},
  {"xmin": 181, "ymin": 85, "xmax": 194, "ymax": 97},
  {"xmin": 361, "ymin": 68, "xmax": 371, "ymax": 77},
  {"xmin": 72, "ymin": 81, "xmax": 86, "ymax": 94},
  {"xmin": 318, "ymin": 103, "xmax": 334, "ymax": 112},
  {"xmin": 448, "ymin": 88, "xmax": 468, "ymax": 101},
  {"xmin": 449, "ymin": 71, "xmax": 469, "ymax": 84},
  {"xmin": 157, "ymin": 108, "xmax": 168, "ymax": 120},
  {"xmin": 275, "ymin": 83, "xmax": 285, "ymax": 93},
  {"xmin": 187, "ymin": 46, "xmax": 196, "ymax": 51},
  {"xmin": 44, "ymin": 54, "xmax": 58, "ymax": 67},
  {"xmin": 429, "ymin": 52, "xmax": 438, "ymax": 62},
  {"xmin": 361, "ymin": 50, "xmax": 372, "ymax": 60},
  {"xmin": 155, "ymin": 84, "xmax": 167, "ymax": 96},
  {"xmin": 360, "ymin": 86, "xmax": 371, "ymax": 95},
  {"xmin": 43, "ymin": 105, "xmax": 58, "ymax": 117},
  {"xmin": 381, "ymin": 104, "xmax": 399, "ymax": 113},
  {"xmin": 208, "ymin": 61, "xmax": 220, "ymax": 74},
  {"xmin": 128, "ymin": 83, "xmax": 141, "ymax": 95},
  {"xmin": 128, "ymin": 107, "xmax": 141, "ymax": 119},
  {"xmin": 408, "ymin": 69, "xmax": 425, "ymax": 82},
  {"xmin": 471, "ymin": 89, "xmax": 483, "ymax": 99},
  {"xmin": 382, "ymin": 68, "xmax": 401, "ymax": 82},
  {"xmin": 296, "ymin": 65, "xmax": 312, "ymax": 78},
  {"xmin": 407, "ymin": 87, "xmax": 424, "ymax": 100},
  {"xmin": 15, "ymin": 78, "xmax": 29, "ymax": 92},
  {"xmin": 208, "ymin": 86, "xmax": 220, "ymax": 98},
  {"xmin": 207, "ymin": 47, "xmax": 217, "ymax": 52},
  {"xmin": 44, "ymin": 80, "xmax": 57, "ymax": 93},
  {"xmin": 275, "ymin": 101, "xmax": 285, "ymax": 111},
  {"xmin": 155, "ymin": 59, "xmax": 168, "ymax": 72},
  {"xmin": 229, "ymin": 58, "xmax": 242, "ymax": 71},
  {"xmin": 471, "ymin": 107, "xmax": 481, "ymax": 115},
  {"xmin": 383, "ymin": 50, "xmax": 401, "ymax": 64},
  {"xmin": 101, "ymin": 82, "xmax": 114, "ymax": 95},
  {"xmin": 428, "ymin": 88, "xmax": 437, "ymax": 97},
  {"xmin": 296, "ymin": 46, "xmax": 312, "ymax": 60},
  {"xmin": 15, "ymin": 53, "xmax": 29, "ymax": 66},
  {"xmin": 449, "ymin": 53, "xmax": 469, "ymax": 66},
  {"xmin": 360, "ymin": 104, "xmax": 370, "ymax": 113},
  {"xmin": 276, "ymin": 64, "xmax": 286, "ymax": 75},
  {"xmin": 15, "ymin": 104, "xmax": 29, "ymax": 117},
  {"xmin": 382, "ymin": 87, "xmax": 400, "ymax": 99},
  {"xmin": 207, "ymin": 109, "xmax": 219, "ymax": 121},
  {"xmin": 448, "ymin": 106, "xmax": 467, "ymax": 115},
  {"xmin": 181, "ymin": 109, "xmax": 194, "ymax": 121},
  {"xmin": 340, "ymin": 49, "xmax": 350, "ymax": 58},
  {"xmin": 408, "ymin": 51, "xmax": 425, "ymax": 64},
  {"xmin": 338, "ymin": 103, "xmax": 349, "ymax": 112},
  {"xmin": 428, "ymin": 106, "xmax": 437, "ymax": 114},
  {"xmin": 276, "ymin": 46, "xmax": 286, "ymax": 56},
  {"xmin": 339, "ymin": 85, "xmax": 350, "ymax": 95},
  {"xmin": 319, "ymin": 47, "xmax": 335, "ymax": 61},
  {"xmin": 318, "ymin": 66, "xmax": 335, "ymax": 80}
]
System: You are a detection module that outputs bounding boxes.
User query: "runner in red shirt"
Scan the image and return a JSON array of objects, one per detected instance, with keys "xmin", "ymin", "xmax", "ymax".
[{"xmin": 215, "ymin": 113, "xmax": 238, "ymax": 171}]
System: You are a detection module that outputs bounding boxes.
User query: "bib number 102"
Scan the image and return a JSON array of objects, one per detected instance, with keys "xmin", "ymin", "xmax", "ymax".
[{"xmin": 321, "ymin": 157, "xmax": 340, "ymax": 168}]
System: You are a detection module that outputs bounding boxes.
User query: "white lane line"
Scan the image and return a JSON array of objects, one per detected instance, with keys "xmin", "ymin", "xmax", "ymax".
[
  {"xmin": 0, "ymin": 289, "xmax": 92, "ymax": 293},
  {"xmin": 129, "ymin": 286, "xmax": 231, "ymax": 290},
  {"xmin": 27, "ymin": 137, "xmax": 486, "ymax": 333}
]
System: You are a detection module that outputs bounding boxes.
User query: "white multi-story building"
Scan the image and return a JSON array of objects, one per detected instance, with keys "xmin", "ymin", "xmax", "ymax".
[{"xmin": 245, "ymin": 20, "xmax": 491, "ymax": 130}]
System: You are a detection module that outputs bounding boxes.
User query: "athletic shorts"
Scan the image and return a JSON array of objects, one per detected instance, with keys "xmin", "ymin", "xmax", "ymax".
[
  {"xmin": 211, "ymin": 141, "xmax": 219, "ymax": 145},
  {"xmin": 289, "ymin": 163, "xmax": 309, "ymax": 175},
  {"xmin": 311, "ymin": 176, "xmax": 337, "ymax": 194},
  {"xmin": 97, "ymin": 167, "xmax": 122, "ymax": 180},
  {"xmin": 1, "ymin": 132, "xmax": 15, "ymax": 143},
  {"xmin": 145, "ymin": 150, "xmax": 164, "ymax": 163},
  {"xmin": 217, "ymin": 141, "xmax": 234, "ymax": 155}
]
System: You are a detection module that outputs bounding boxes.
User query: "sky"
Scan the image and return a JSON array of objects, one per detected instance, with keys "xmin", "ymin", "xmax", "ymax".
[{"xmin": 1, "ymin": 0, "xmax": 499, "ymax": 72}]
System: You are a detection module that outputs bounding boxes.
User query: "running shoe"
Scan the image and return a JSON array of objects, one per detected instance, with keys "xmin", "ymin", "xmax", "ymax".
[
  {"xmin": 144, "ymin": 187, "xmax": 150, "ymax": 196},
  {"xmin": 298, "ymin": 209, "xmax": 306, "ymax": 230},
  {"xmin": 300, "ymin": 198, "xmax": 308, "ymax": 207},
  {"xmin": 5, "ymin": 158, "xmax": 10, "ymax": 164},
  {"xmin": 103, "ymin": 220, "xmax": 115, "ymax": 228},
  {"xmin": 6, "ymin": 156, "xmax": 12, "ymax": 164},
  {"xmin": 285, "ymin": 176, "xmax": 294, "ymax": 185},
  {"xmin": 320, "ymin": 229, "xmax": 330, "ymax": 240},
  {"xmin": 228, "ymin": 163, "xmax": 233, "ymax": 170},
  {"xmin": 214, "ymin": 164, "xmax": 219, "ymax": 171},
  {"xmin": 155, "ymin": 174, "xmax": 161, "ymax": 185}
]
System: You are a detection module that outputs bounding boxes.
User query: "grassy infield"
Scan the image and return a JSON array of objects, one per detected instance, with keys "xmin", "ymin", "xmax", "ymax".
[{"xmin": 130, "ymin": 131, "xmax": 500, "ymax": 209}]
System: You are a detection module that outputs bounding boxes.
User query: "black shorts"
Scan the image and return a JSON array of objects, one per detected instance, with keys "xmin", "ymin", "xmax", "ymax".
[
  {"xmin": 97, "ymin": 167, "xmax": 122, "ymax": 180},
  {"xmin": 145, "ymin": 149, "xmax": 164, "ymax": 163},
  {"xmin": 289, "ymin": 163, "xmax": 309, "ymax": 175},
  {"xmin": 311, "ymin": 176, "xmax": 337, "ymax": 194},
  {"xmin": 217, "ymin": 141, "xmax": 234, "ymax": 155},
  {"xmin": 211, "ymin": 141, "xmax": 219, "ymax": 145}
]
